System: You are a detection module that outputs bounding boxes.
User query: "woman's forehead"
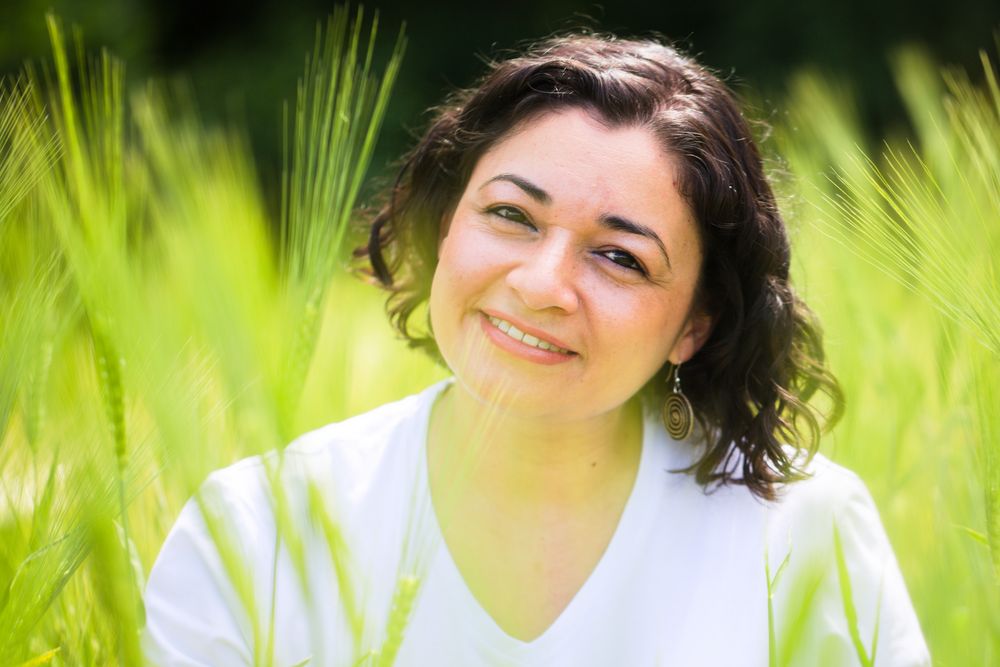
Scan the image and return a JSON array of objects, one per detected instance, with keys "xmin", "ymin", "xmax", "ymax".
[{"xmin": 468, "ymin": 109, "xmax": 684, "ymax": 215}]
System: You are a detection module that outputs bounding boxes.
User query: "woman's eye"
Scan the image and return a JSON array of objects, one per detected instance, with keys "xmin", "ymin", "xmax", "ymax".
[
  {"xmin": 488, "ymin": 205, "xmax": 531, "ymax": 226},
  {"xmin": 602, "ymin": 249, "xmax": 646, "ymax": 275}
]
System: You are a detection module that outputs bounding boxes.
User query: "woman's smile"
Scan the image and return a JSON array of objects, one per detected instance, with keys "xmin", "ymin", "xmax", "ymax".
[{"xmin": 480, "ymin": 311, "xmax": 577, "ymax": 364}]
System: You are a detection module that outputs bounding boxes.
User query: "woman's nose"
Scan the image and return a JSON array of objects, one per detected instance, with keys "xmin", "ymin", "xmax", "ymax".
[{"xmin": 504, "ymin": 238, "xmax": 580, "ymax": 313}]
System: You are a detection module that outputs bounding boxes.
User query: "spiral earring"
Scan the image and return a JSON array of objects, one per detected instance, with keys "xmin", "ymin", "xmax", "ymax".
[{"xmin": 662, "ymin": 363, "xmax": 694, "ymax": 440}]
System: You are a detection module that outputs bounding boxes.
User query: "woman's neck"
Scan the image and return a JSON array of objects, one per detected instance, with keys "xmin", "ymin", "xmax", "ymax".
[{"xmin": 427, "ymin": 381, "xmax": 644, "ymax": 513}]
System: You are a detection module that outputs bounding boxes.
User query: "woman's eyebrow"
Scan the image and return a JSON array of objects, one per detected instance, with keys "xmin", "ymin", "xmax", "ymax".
[
  {"xmin": 480, "ymin": 173, "xmax": 551, "ymax": 205},
  {"xmin": 601, "ymin": 214, "xmax": 672, "ymax": 270}
]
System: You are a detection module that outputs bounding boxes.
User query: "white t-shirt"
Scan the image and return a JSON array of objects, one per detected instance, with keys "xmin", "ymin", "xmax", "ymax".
[{"xmin": 143, "ymin": 380, "xmax": 930, "ymax": 666}]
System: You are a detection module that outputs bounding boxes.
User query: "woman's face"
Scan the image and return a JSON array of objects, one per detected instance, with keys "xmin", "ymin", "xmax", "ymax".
[{"xmin": 429, "ymin": 108, "xmax": 710, "ymax": 422}]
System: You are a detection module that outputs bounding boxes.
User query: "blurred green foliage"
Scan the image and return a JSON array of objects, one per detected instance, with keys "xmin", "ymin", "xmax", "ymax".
[{"xmin": 2, "ymin": 0, "xmax": 997, "ymax": 196}]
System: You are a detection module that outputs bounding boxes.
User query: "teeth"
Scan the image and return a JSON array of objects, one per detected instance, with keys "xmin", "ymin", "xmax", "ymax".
[{"xmin": 486, "ymin": 316, "xmax": 571, "ymax": 355}]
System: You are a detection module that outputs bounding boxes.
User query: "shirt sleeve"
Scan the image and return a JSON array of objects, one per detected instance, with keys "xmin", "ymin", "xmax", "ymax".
[
  {"xmin": 833, "ymin": 476, "xmax": 930, "ymax": 666},
  {"xmin": 770, "ymin": 467, "xmax": 931, "ymax": 667},
  {"xmin": 142, "ymin": 474, "xmax": 266, "ymax": 667}
]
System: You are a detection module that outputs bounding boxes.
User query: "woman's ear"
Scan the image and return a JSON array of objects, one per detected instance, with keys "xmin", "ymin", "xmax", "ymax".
[{"xmin": 668, "ymin": 309, "xmax": 714, "ymax": 365}]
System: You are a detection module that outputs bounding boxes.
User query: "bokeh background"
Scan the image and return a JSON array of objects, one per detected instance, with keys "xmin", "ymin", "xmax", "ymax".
[{"xmin": 3, "ymin": 0, "xmax": 998, "ymax": 187}]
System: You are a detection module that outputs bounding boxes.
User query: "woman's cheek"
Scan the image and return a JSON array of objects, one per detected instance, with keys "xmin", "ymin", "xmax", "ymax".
[{"xmin": 445, "ymin": 228, "xmax": 505, "ymax": 284}]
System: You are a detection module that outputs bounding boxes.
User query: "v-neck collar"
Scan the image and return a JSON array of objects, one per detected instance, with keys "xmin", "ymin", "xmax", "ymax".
[{"xmin": 416, "ymin": 380, "xmax": 660, "ymax": 659}]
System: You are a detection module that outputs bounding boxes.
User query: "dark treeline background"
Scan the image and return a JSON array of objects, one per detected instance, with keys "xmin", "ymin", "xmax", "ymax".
[{"xmin": 2, "ymin": 0, "xmax": 997, "ymax": 202}]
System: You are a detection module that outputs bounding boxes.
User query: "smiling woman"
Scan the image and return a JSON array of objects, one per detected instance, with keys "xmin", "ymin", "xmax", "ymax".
[{"xmin": 143, "ymin": 33, "xmax": 932, "ymax": 665}]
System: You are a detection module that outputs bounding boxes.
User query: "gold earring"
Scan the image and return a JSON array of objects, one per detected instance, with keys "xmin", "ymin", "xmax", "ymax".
[{"xmin": 662, "ymin": 363, "xmax": 694, "ymax": 440}]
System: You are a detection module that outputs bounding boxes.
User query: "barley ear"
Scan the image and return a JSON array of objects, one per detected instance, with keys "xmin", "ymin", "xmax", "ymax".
[{"xmin": 375, "ymin": 575, "xmax": 420, "ymax": 667}]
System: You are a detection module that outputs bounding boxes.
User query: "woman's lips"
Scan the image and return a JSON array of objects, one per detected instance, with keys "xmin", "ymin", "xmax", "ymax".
[{"xmin": 479, "ymin": 311, "xmax": 578, "ymax": 365}]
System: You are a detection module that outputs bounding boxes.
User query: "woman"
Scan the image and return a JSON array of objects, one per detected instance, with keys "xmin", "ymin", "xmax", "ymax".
[{"xmin": 143, "ymin": 34, "xmax": 930, "ymax": 665}]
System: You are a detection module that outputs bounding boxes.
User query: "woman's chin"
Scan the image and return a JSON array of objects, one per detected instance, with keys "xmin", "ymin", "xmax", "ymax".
[{"xmin": 446, "ymin": 363, "xmax": 627, "ymax": 425}]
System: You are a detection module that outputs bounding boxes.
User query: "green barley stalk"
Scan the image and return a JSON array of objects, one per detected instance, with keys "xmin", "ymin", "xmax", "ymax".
[
  {"xmin": 774, "ymin": 561, "xmax": 828, "ymax": 667},
  {"xmin": 87, "ymin": 516, "xmax": 144, "ymax": 665},
  {"xmin": 32, "ymin": 16, "xmax": 146, "ymax": 661},
  {"xmin": 374, "ymin": 575, "xmax": 420, "ymax": 667},
  {"xmin": 0, "ymin": 66, "xmax": 80, "ymax": 666},
  {"xmin": 765, "ymin": 545, "xmax": 792, "ymax": 667},
  {"xmin": 14, "ymin": 647, "xmax": 60, "ymax": 667},
  {"xmin": 0, "ymin": 78, "xmax": 58, "ymax": 226},
  {"xmin": 40, "ymin": 14, "xmax": 130, "ymax": 468},
  {"xmin": 307, "ymin": 481, "xmax": 366, "ymax": 650},
  {"xmin": 263, "ymin": 13, "xmax": 405, "ymax": 657},
  {"xmin": 276, "ymin": 6, "xmax": 405, "ymax": 439},
  {"xmin": 822, "ymin": 50, "xmax": 999, "ymax": 354},
  {"xmin": 0, "ymin": 522, "xmax": 91, "ymax": 662},
  {"xmin": 973, "ymin": 346, "xmax": 1000, "ymax": 580},
  {"xmin": 262, "ymin": 458, "xmax": 311, "ymax": 665},
  {"xmin": 0, "ymin": 260, "xmax": 60, "ymax": 449},
  {"xmin": 130, "ymin": 84, "xmax": 286, "ymax": 462},
  {"xmin": 832, "ymin": 522, "xmax": 879, "ymax": 667},
  {"xmin": 820, "ymin": 49, "xmax": 1000, "ymax": 576},
  {"xmin": 195, "ymin": 490, "xmax": 270, "ymax": 667},
  {"xmin": 0, "ymin": 77, "xmax": 59, "ymax": 444},
  {"xmin": 22, "ymin": 330, "xmax": 54, "ymax": 452}
]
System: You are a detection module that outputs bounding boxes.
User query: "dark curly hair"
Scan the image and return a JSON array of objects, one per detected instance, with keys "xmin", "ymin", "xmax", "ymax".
[{"xmin": 357, "ymin": 33, "xmax": 843, "ymax": 501}]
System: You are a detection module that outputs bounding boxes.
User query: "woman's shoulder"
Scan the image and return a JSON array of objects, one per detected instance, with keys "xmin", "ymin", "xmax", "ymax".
[
  {"xmin": 284, "ymin": 380, "xmax": 446, "ymax": 467},
  {"xmin": 200, "ymin": 380, "xmax": 448, "ymax": 516},
  {"xmin": 764, "ymin": 453, "xmax": 930, "ymax": 665},
  {"xmin": 656, "ymin": 434, "xmax": 893, "ymax": 557},
  {"xmin": 768, "ymin": 450, "xmax": 879, "ymax": 528},
  {"xmin": 775, "ymin": 450, "xmax": 868, "ymax": 505},
  {"xmin": 647, "ymin": 411, "xmax": 870, "ymax": 515},
  {"xmin": 754, "ymin": 450, "xmax": 884, "ymax": 554}
]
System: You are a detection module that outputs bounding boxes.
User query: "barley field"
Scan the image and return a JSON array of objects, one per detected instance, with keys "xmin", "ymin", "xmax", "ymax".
[{"xmin": 0, "ymin": 10, "xmax": 997, "ymax": 666}]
